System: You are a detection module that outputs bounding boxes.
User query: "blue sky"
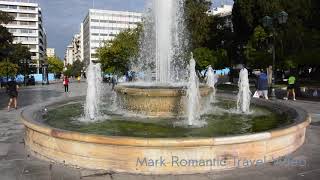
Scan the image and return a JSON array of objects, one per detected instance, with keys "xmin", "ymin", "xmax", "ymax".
[{"xmin": 37, "ymin": 0, "xmax": 233, "ymax": 59}]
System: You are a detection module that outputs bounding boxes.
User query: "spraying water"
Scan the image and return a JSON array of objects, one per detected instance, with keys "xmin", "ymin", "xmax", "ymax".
[
  {"xmin": 133, "ymin": 0, "xmax": 188, "ymax": 83},
  {"xmin": 187, "ymin": 53, "xmax": 201, "ymax": 126},
  {"xmin": 206, "ymin": 66, "xmax": 218, "ymax": 103},
  {"xmin": 237, "ymin": 68, "xmax": 251, "ymax": 113},
  {"xmin": 84, "ymin": 63, "xmax": 102, "ymax": 120}
]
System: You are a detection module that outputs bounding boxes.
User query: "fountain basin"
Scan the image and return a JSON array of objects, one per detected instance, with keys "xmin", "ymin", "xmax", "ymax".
[
  {"xmin": 21, "ymin": 96, "xmax": 310, "ymax": 175},
  {"xmin": 115, "ymin": 84, "xmax": 212, "ymax": 117}
]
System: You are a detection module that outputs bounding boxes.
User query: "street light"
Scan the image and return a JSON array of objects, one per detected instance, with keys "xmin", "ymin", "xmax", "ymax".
[
  {"xmin": 262, "ymin": 11, "xmax": 288, "ymax": 99},
  {"xmin": 277, "ymin": 11, "xmax": 289, "ymax": 25}
]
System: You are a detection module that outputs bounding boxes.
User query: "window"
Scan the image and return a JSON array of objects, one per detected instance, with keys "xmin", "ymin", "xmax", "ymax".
[
  {"xmin": 8, "ymin": 13, "xmax": 17, "ymax": 18},
  {"xmin": 91, "ymin": 53, "xmax": 97, "ymax": 58},
  {"xmin": 8, "ymin": 29, "xmax": 16, "ymax": 33},
  {"xmin": 19, "ymin": 13, "xmax": 36, "ymax": 18},
  {"xmin": 91, "ymin": 19, "xmax": 99, "ymax": 22},
  {"xmin": 0, "ymin": 5, "xmax": 17, "ymax": 9},
  {"xmin": 19, "ymin": 6, "xmax": 36, "ymax": 11},
  {"xmin": 8, "ymin": 21, "xmax": 18, "ymax": 25},
  {"xmin": 20, "ymin": 21, "xmax": 36, "ymax": 26},
  {"xmin": 9, "ymin": 5, "xmax": 17, "ymax": 9}
]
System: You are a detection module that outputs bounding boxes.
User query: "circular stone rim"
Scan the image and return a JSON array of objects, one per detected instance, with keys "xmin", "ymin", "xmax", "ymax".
[
  {"xmin": 21, "ymin": 95, "xmax": 311, "ymax": 147},
  {"xmin": 21, "ymin": 94, "xmax": 311, "ymax": 174}
]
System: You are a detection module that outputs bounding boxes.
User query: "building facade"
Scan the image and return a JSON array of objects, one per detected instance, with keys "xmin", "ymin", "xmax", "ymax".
[
  {"xmin": 64, "ymin": 44, "xmax": 73, "ymax": 66},
  {"xmin": 208, "ymin": 4, "xmax": 234, "ymax": 32},
  {"xmin": 46, "ymin": 48, "xmax": 55, "ymax": 58},
  {"xmin": 208, "ymin": 5, "xmax": 233, "ymax": 17},
  {"xmin": 82, "ymin": 9, "xmax": 142, "ymax": 64},
  {"xmin": 71, "ymin": 33, "xmax": 81, "ymax": 62},
  {"xmin": 0, "ymin": 0, "xmax": 47, "ymax": 74}
]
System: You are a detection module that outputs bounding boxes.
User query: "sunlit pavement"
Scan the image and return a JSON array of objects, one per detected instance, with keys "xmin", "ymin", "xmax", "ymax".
[{"xmin": 0, "ymin": 82, "xmax": 320, "ymax": 180}]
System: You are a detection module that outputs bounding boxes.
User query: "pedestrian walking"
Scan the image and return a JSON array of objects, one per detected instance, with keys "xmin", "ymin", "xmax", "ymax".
[
  {"xmin": 6, "ymin": 78, "xmax": 19, "ymax": 111},
  {"xmin": 63, "ymin": 76, "xmax": 69, "ymax": 92},
  {"xmin": 111, "ymin": 75, "xmax": 117, "ymax": 91},
  {"xmin": 284, "ymin": 74, "xmax": 296, "ymax": 101}
]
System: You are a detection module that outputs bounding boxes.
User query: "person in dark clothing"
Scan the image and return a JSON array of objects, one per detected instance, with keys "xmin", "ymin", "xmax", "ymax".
[
  {"xmin": 6, "ymin": 79, "xmax": 19, "ymax": 111},
  {"xmin": 257, "ymin": 72, "xmax": 269, "ymax": 100}
]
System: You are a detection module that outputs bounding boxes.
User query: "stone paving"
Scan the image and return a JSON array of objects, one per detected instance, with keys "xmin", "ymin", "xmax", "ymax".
[{"xmin": 0, "ymin": 82, "xmax": 320, "ymax": 180}]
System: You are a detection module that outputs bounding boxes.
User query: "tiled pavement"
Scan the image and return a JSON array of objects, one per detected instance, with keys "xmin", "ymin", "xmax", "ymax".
[{"xmin": 0, "ymin": 83, "xmax": 320, "ymax": 180}]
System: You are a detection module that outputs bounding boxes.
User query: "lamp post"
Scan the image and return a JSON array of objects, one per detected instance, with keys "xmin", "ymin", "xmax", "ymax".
[
  {"xmin": 42, "ymin": 63, "xmax": 49, "ymax": 85},
  {"xmin": 6, "ymin": 58, "xmax": 9, "ymax": 82},
  {"xmin": 262, "ymin": 11, "xmax": 288, "ymax": 99}
]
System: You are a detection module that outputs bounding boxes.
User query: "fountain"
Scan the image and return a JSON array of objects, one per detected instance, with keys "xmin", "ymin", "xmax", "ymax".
[
  {"xmin": 84, "ymin": 62, "xmax": 102, "ymax": 120},
  {"xmin": 115, "ymin": 0, "xmax": 210, "ymax": 117},
  {"xmin": 206, "ymin": 65, "xmax": 218, "ymax": 103},
  {"xmin": 21, "ymin": 0, "xmax": 310, "ymax": 175},
  {"xmin": 186, "ymin": 53, "xmax": 201, "ymax": 126},
  {"xmin": 237, "ymin": 68, "xmax": 251, "ymax": 113}
]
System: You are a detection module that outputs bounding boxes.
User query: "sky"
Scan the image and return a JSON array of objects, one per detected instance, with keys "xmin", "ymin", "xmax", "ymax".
[{"xmin": 37, "ymin": 0, "xmax": 233, "ymax": 59}]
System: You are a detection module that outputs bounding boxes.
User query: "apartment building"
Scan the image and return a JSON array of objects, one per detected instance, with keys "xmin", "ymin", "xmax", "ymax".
[
  {"xmin": 208, "ymin": 5, "xmax": 233, "ymax": 17},
  {"xmin": 72, "ymin": 33, "xmax": 82, "ymax": 62},
  {"xmin": 46, "ymin": 48, "xmax": 55, "ymax": 58},
  {"xmin": 64, "ymin": 44, "xmax": 73, "ymax": 66},
  {"xmin": 82, "ymin": 9, "xmax": 142, "ymax": 64},
  {"xmin": 0, "ymin": 0, "xmax": 47, "ymax": 74}
]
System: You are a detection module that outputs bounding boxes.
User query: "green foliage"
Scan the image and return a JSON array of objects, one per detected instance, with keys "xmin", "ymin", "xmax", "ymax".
[
  {"xmin": 63, "ymin": 64, "xmax": 72, "ymax": 77},
  {"xmin": 63, "ymin": 60, "xmax": 84, "ymax": 77},
  {"xmin": 212, "ymin": 48, "xmax": 229, "ymax": 69},
  {"xmin": 244, "ymin": 26, "xmax": 272, "ymax": 68},
  {"xmin": 0, "ymin": 60, "xmax": 19, "ymax": 77},
  {"xmin": 193, "ymin": 47, "xmax": 216, "ymax": 70},
  {"xmin": 0, "ymin": 10, "xmax": 14, "ymax": 24},
  {"xmin": 185, "ymin": 0, "xmax": 213, "ymax": 49},
  {"xmin": 0, "ymin": 11, "xmax": 33, "ymax": 75},
  {"xmin": 48, "ymin": 56, "xmax": 64, "ymax": 74},
  {"xmin": 0, "ymin": 11, "xmax": 13, "ymax": 59},
  {"xmin": 232, "ymin": 0, "xmax": 320, "ymax": 69},
  {"xmin": 70, "ymin": 60, "xmax": 84, "ymax": 77},
  {"xmin": 193, "ymin": 47, "xmax": 229, "ymax": 71},
  {"xmin": 98, "ymin": 25, "xmax": 142, "ymax": 74}
]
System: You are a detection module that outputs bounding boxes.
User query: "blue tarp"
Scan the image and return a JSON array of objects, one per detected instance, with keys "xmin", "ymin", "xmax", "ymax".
[
  {"xmin": 29, "ymin": 74, "xmax": 55, "ymax": 82},
  {"xmin": 201, "ymin": 68, "xmax": 230, "ymax": 76},
  {"xmin": 1, "ymin": 74, "xmax": 56, "ymax": 83}
]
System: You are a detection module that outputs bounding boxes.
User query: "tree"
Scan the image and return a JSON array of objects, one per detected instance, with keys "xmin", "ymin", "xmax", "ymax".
[
  {"xmin": 193, "ymin": 47, "xmax": 216, "ymax": 71},
  {"xmin": 232, "ymin": 0, "xmax": 320, "ymax": 70},
  {"xmin": 70, "ymin": 60, "xmax": 84, "ymax": 77},
  {"xmin": 98, "ymin": 25, "xmax": 142, "ymax": 74},
  {"xmin": 48, "ymin": 56, "xmax": 64, "ymax": 74},
  {"xmin": 0, "ymin": 11, "xmax": 13, "ymax": 59},
  {"xmin": 7, "ymin": 43, "xmax": 31, "ymax": 74},
  {"xmin": 184, "ymin": 0, "xmax": 213, "ymax": 49},
  {"xmin": 244, "ymin": 26, "xmax": 272, "ymax": 68},
  {"xmin": 0, "ymin": 60, "xmax": 19, "ymax": 77}
]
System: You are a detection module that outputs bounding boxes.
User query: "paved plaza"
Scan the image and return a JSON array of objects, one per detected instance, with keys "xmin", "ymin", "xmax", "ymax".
[{"xmin": 0, "ymin": 82, "xmax": 320, "ymax": 180}]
